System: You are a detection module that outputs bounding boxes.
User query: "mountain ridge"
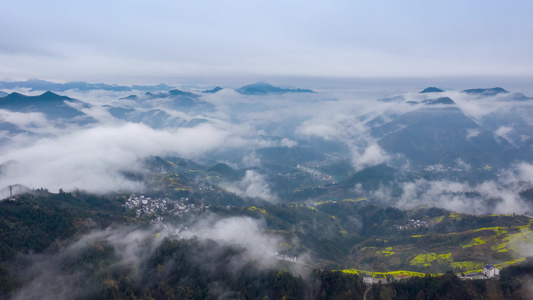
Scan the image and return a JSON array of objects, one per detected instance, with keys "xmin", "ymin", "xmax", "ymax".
[
  {"xmin": 0, "ymin": 79, "xmax": 174, "ymax": 92},
  {"xmin": 0, "ymin": 91, "xmax": 89, "ymax": 120},
  {"xmin": 236, "ymin": 82, "xmax": 315, "ymax": 95}
]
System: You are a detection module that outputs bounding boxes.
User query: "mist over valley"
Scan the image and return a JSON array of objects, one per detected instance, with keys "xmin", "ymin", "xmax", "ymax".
[
  {"xmin": 0, "ymin": 79, "xmax": 532, "ymax": 298},
  {"xmin": 1, "ymin": 80, "xmax": 532, "ymax": 215}
]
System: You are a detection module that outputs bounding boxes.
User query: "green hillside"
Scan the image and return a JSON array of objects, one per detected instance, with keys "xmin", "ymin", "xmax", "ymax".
[{"xmin": 1, "ymin": 190, "xmax": 532, "ymax": 299}]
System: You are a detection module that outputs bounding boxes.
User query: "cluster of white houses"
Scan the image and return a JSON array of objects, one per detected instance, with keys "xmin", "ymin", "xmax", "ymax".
[
  {"xmin": 296, "ymin": 165, "xmax": 336, "ymax": 184},
  {"xmin": 394, "ymin": 219, "xmax": 431, "ymax": 230},
  {"xmin": 424, "ymin": 164, "xmax": 463, "ymax": 173},
  {"xmin": 123, "ymin": 194, "xmax": 207, "ymax": 217},
  {"xmin": 274, "ymin": 252, "xmax": 298, "ymax": 262}
]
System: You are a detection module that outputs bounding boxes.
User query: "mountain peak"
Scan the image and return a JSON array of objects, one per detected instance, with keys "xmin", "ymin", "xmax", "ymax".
[
  {"xmin": 420, "ymin": 87, "xmax": 444, "ymax": 93},
  {"xmin": 3, "ymin": 92, "xmax": 26, "ymax": 99},
  {"xmin": 37, "ymin": 91, "xmax": 73, "ymax": 102},
  {"xmin": 41, "ymin": 91, "xmax": 60, "ymax": 97}
]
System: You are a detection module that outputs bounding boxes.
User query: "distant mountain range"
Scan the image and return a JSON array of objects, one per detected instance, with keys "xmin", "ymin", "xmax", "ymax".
[
  {"xmin": 368, "ymin": 89, "xmax": 533, "ymax": 168},
  {"xmin": 0, "ymin": 84, "xmax": 531, "ymax": 170},
  {"xmin": 119, "ymin": 88, "xmax": 215, "ymax": 115},
  {"xmin": 0, "ymin": 79, "xmax": 316, "ymax": 96},
  {"xmin": 462, "ymin": 87, "xmax": 532, "ymax": 101},
  {"xmin": 145, "ymin": 89, "xmax": 199, "ymax": 99},
  {"xmin": 420, "ymin": 86, "xmax": 531, "ymax": 101},
  {"xmin": 0, "ymin": 79, "xmax": 175, "ymax": 92},
  {"xmin": 370, "ymin": 105, "xmax": 519, "ymax": 167},
  {"xmin": 1, "ymin": 80, "xmax": 530, "ymax": 100},
  {"xmin": 236, "ymin": 82, "xmax": 315, "ymax": 95}
]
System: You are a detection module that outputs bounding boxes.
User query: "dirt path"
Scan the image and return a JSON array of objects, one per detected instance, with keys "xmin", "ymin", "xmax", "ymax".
[{"xmin": 363, "ymin": 286, "xmax": 371, "ymax": 300}]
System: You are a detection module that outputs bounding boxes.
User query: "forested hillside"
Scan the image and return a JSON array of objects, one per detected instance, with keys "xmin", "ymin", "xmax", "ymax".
[{"xmin": 1, "ymin": 191, "xmax": 532, "ymax": 299}]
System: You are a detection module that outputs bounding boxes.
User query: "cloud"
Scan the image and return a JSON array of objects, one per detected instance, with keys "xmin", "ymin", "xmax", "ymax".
[
  {"xmin": 0, "ymin": 123, "xmax": 229, "ymax": 193},
  {"xmin": 351, "ymin": 143, "xmax": 391, "ymax": 171},
  {"xmin": 10, "ymin": 225, "xmax": 165, "ymax": 300},
  {"xmin": 1, "ymin": 81, "xmax": 532, "ymax": 215},
  {"xmin": 241, "ymin": 152, "xmax": 261, "ymax": 168},
  {"xmin": 297, "ymin": 123, "xmax": 339, "ymax": 140},
  {"xmin": 0, "ymin": 88, "xmax": 369, "ymax": 193},
  {"xmin": 186, "ymin": 216, "xmax": 280, "ymax": 266},
  {"xmin": 516, "ymin": 162, "xmax": 533, "ymax": 181},
  {"xmin": 455, "ymin": 158, "xmax": 471, "ymax": 172},
  {"xmin": 466, "ymin": 128, "xmax": 480, "ymax": 139},
  {"xmin": 495, "ymin": 125, "xmax": 513, "ymax": 140},
  {"xmin": 3, "ymin": 2, "xmax": 533, "ymax": 81},
  {"xmin": 0, "ymin": 109, "xmax": 85, "ymax": 139},
  {"xmin": 10, "ymin": 215, "xmax": 282, "ymax": 299},
  {"xmin": 0, "ymin": 184, "xmax": 31, "ymax": 200},
  {"xmin": 373, "ymin": 169, "xmax": 533, "ymax": 215},
  {"xmin": 0, "ymin": 110, "xmax": 49, "ymax": 129},
  {"xmin": 223, "ymin": 170, "xmax": 278, "ymax": 203},
  {"xmin": 280, "ymin": 137, "xmax": 297, "ymax": 148},
  {"xmin": 295, "ymin": 107, "xmax": 394, "ymax": 171}
]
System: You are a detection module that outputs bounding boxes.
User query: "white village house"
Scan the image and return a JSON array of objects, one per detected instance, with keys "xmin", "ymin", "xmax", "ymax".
[{"xmin": 482, "ymin": 264, "xmax": 500, "ymax": 278}]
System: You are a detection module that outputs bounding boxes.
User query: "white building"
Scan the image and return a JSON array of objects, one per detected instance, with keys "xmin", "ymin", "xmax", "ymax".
[
  {"xmin": 483, "ymin": 264, "xmax": 500, "ymax": 278},
  {"xmin": 363, "ymin": 276, "xmax": 373, "ymax": 285}
]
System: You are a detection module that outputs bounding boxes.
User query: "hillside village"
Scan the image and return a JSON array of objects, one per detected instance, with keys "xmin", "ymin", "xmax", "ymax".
[
  {"xmin": 122, "ymin": 195, "xmax": 515, "ymax": 285},
  {"xmin": 394, "ymin": 219, "xmax": 431, "ymax": 230},
  {"xmin": 296, "ymin": 165, "xmax": 337, "ymax": 184},
  {"xmin": 123, "ymin": 194, "xmax": 207, "ymax": 218}
]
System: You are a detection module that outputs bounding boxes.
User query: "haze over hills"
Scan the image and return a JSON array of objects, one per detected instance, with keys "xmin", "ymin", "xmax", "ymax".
[
  {"xmin": 1, "ymin": 79, "xmax": 533, "ymax": 299},
  {"xmin": 369, "ymin": 102, "xmax": 519, "ymax": 168},
  {"xmin": 5, "ymin": 1, "xmax": 533, "ymax": 298},
  {"xmin": 1, "ymin": 175, "xmax": 532, "ymax": 298},
  {"xmin": 0, "ymin": 80, "xmax": 532, "ymax": 198},
  {"xmin": 0, "ymin": 78, "xmax": 175, "ymax": 92}
]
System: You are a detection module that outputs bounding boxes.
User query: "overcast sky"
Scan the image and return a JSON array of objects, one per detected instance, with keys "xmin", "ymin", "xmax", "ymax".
[{"xmin": 2, "ymin": 1, "xmax": 533, "ymax": 85}]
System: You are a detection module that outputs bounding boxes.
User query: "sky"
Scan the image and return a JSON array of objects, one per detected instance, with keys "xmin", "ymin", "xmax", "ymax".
[{"xmin": 2, "ymin": 1, "xmax": 533, "ymax": 85}]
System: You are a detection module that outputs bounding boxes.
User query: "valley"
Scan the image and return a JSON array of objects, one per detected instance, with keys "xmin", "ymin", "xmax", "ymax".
[{"xmin": 1, "ymin": 80, "xmax": 533, "ymax": 299}]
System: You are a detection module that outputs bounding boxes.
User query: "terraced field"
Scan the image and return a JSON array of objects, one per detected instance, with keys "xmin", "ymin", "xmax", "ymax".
[{"xmin": 341, "ymin": 213, "xmax": 533, "ymax": 277}]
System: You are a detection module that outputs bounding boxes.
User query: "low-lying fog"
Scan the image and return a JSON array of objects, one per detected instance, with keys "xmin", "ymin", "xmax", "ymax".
[{"xmin": 1, "ymin": 81, "xmax": 533, "ymax": 215}]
